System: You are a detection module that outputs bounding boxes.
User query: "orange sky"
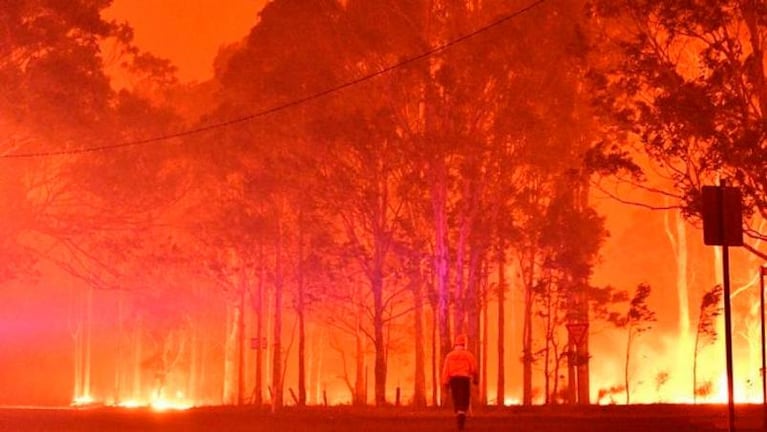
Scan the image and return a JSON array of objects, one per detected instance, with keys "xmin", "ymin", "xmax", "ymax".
[{"xmin": 105, "ymin": 0, "xmax": 268, "ymax": 82}]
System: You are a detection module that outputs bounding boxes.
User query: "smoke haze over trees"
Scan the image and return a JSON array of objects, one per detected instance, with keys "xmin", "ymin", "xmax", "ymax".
[{"xmin": 2, "ymin": 0, "xmax": 767, "ymax": 408}]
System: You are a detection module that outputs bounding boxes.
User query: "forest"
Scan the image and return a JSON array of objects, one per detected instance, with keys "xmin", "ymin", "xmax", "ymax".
[{"xmin": 2, "ymin": 0, "xmax": 767, "ymax": 410}]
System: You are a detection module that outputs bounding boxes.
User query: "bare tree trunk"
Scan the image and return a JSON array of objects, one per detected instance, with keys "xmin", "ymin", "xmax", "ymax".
[
  {"xmin": 693, "ymin": 304, "xmax": 703, "ymax": 402},
  {"xmin": 297, "ymin": 295, "xmax": 306, "ymax": 406},
  {"xmin": 577, "ymin": 306, "xmax": 591, "ymax": 404},
  {"xmin": 522, "ymin": 254, "xmax": 535, "ymax": 406},
  {"xmin": 497, "ymin": 246, "xmax": 506, "ymax": 406},
  {"xmin": 237, "ymin": 285, "xmax": 246, "ymax": 405},
  {"xmin": 373, "ymin": 270, "xmax": 387, "ymax": 406},
  {"xmin": 455, "ymin": 187, "xmax": 469, "ymax": 334},
  {"xmin": 552, "ymin": 336, "xmax": 562, "ymax": 403},
  {"xmin": 675, "ymin": 212, "xmax": 690, "ymax": 339},
  {"xmin": 466, "ymin": 242, "xmax": 481, "ymax": 358},
  {"xmin": 431, "ymin": 157, "xmax": 452, "ymax": 398},
  {"xmin": 664, "ymin": 206, "xmax": 691, "ymax": 387},
  {"xmin": 272, "ymin": 227, "xmax": 284, "ymax": 410},
  {"xmin": 430, "ymin": 296, "xmax": 438, "ymax": 406},
  {"xmin": 481, "ymin": 268, "xmax": 488, "ymax": 405},
  {"xmin": 466, "ymin": 245, "xmax": 482, "ymax": 410},
  {"xmin": 413, "ymin": 280, "xmax": 427, "ymax": 408},
  {"xmin": 625, "ymin": 328, "xmax": 633, "ymax": 404},
  {"xmin": 297, "ymin": 214, "xmax": 307, "ymax": 407},
  {"xmin": 223, "ymin": 302, "xmax": 237, "ymax": 404},
  {"xmin": 355, "ymin": 313, "xmax": 366, "ymax": 406},
  {"xmin": 314, "ymin": 329, "xmax": 324, "ymax": 405},
  {"xmin": 544, "ymin": 282, "xmax": 553, "ymax": 404},
  {"xmin": 254, "ymin": 245, "xmax": 265, "ymax": 406}
]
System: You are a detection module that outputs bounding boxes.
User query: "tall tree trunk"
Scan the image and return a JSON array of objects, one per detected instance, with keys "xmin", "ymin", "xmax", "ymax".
[
  {"xmin": 297, "ymin": 220, "xmax": 307, "ymax": 406},
  {"xmin": 431, "ymin": 156, "xmax": 452, "ymax": 396},
  {"xmin": 552, "ymin": 334, "xmax": 562, "ymax": 403},
  {"xmin": 693, "ymin": 318, "xmax": 701, "ymax": 402},
  {"xmin": 743, "ymin": 0, "xmax": 767, "ymax": 115},
  {"xmin": 675, "ymin": 212, "xmax": 690, "ymax": 338},
  {"xmin": 223, "ymin": 302, "xmax": 237, "ymax": 404},
  {"xmin": 296, "ymin": 211, "xmax": 307, "ymax": 406},
  {"xmin": 355, "ymin": 305, "xmax": 366, "ymax": 406},
  {"xmin": 575, "ymin": 179, "xmax": 591, "ymax": 405},
  {"xmin": 314, "ymin": 329, "xmax": 324, "ymax": 405},
  {"xmin": 254, "ymin": 245, "xmax": 265, "ymax": 406},
  {"xmin": 373, "ymin": 268, "xmax": 387, "ymax": 406},
  {"xmin": 544, "ymin": 282, "xmax": 553, "ymax": 404},
  {"xmin": 466, "ymin": 226, "xmax": 482, "ymax": 356},
  {"xmin": 575, "ymin": 330, "xmax": 591, "ymax": 404},
  {"xmin": 413, "ymin": 280, "xmax": 427, "ymax": 408},
  {"xmin": 297, "ymin": 294, "xmax": 306, "ymax": 406},
  {"xmin": 664, "ymin": 206, "xmax": 690, "ymax": 386},
  {"xmin": 466, "ymin": 244, "xmax": 482, "ymax": 409},
  {"xmin": 625, "ymin": 328, "xmax": 633, "ymax": 404},
  {"xmin": 430, "ymin": 295, "xmax": 438, "ymax": 406},
  {"xmin": 496, "ymin": 246, "xmax": 506, "ymax": 406},
  {"xmin": 237, "ymin": 284, "xmax": 246, "ymax": 405},
  {"xmin": 455, "ymin": 188, "xmax": 469, "ymax": 334},
  {"xmin": 481, "ymin": 268, "xmax": 489, "ymax": 405},
  {"xmin": 272, "ymin": 227, "xmax": 284, "ymax": 410},
  {"xmin": 522, "ymin": 253, "xmax": 535, "ymax": 406}
]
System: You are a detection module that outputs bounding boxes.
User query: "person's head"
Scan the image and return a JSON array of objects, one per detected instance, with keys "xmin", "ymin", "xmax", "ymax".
[{"xmin": 454, "ymin": 334, "xmax": 467, "ymax": 347}]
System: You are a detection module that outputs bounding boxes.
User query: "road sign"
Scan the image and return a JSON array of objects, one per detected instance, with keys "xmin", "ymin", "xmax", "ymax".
[
  {"xmin": 702, "ymin": 185, "xmax": 743, "ymax": 246},
  {"xmin": 566, "ymin": 322, "xmax": 589, "ymax": 346}
]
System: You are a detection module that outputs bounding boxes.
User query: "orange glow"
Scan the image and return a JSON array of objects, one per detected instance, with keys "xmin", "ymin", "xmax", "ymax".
[
  {"xmin": 103, "ymin": 0, "xmax": 268, "ymax": 82},
  {"xmin": 4, "ymin": 0, "xmax": 767, "ymax": 413},
  {"xmin": 71, "ymin": 395, "xmax": 95, "ymax": 407},
  {"xmin": 112, "ymin": 398, "xmax": 192, "ymax": 411}
]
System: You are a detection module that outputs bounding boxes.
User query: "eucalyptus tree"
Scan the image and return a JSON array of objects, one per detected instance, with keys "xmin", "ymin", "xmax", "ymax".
[
  {"xmin": 343, "ymin": 0, "xmax": 603, "ymax": 407},
  {"xmin": 588, "ymin": 1, "xmax": 767, "ymax": 401},
  {"xmin": 1, "ymin": 0, "xmax": 193, "ymax": 405},
  {"xmin": 589, "ymin": 0, "xmax": 767, "ymax": 249},
  {"xmin": 222, "ymin": 0, "xmax": 424, "ymax": 407},
  {"xmin": 212, "ymin": 0, "xmax": 349, "ymax": 408},
  {"xmin": 470, "ymin": 0, "xmax": 600, "ymax": 405},
  {"xmin": 1, "ymin": 0, "xmax": 120, "ymax": 281}
]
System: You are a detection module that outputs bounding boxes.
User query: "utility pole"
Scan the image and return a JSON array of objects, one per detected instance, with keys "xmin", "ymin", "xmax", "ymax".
[{"xmin": 701, "ymin": 182, "xmax": 743, "ymax": 432}]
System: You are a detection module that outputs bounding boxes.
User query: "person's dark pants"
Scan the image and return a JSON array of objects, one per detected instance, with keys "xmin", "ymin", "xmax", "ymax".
[{"xmin": 449, "ymin": 376, "xmax": 471, "ymax": 413}]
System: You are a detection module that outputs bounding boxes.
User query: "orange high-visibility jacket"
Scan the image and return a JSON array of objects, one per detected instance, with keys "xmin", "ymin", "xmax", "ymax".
[{"xmin": 441, "ymin": 347, "xmax": 477, "ymax": 385}]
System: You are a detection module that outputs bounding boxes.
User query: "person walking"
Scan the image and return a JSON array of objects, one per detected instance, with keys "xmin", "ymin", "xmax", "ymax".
[{"xmin": 441, "ymin": 334, "xmax": 478, "ymax": 431}]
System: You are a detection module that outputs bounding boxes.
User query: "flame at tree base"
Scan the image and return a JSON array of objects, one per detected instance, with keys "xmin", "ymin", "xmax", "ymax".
[{"xmin": 72, "ymin": 389, "xmax": 192, "ymax": 411}]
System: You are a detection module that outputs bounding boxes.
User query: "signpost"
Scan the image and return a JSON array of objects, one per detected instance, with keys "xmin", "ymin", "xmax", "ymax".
[
  {"xmin": 566, "ymin": 320, "xmax": 589, "ymax": 404},
  {"xmin": 760, "ymin": 266, "xmax": 766, "ymax": 427},
  {"xmin": 701, "ymin": 182, "xmax": 743, "ymax": 432}
]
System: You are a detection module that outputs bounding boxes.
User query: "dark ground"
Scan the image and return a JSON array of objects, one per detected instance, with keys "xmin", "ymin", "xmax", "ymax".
[{"xmin": 0, "ymin": 404, "xmax": 765, "ymax": 432}]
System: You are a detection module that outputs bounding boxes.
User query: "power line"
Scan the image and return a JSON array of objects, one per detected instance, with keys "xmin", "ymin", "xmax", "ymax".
[{"xmin": 2, "ymin": 0, "xmax": 549, "ymax": 159}]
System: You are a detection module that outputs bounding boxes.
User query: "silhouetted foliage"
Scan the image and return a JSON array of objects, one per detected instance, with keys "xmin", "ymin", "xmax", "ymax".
[
  {"xmin": 588, "ymin": 0, "xmax": 767, "ymax": 240},
  {"xmin": 692, "ymin": 284, "xmax": 723, "ymax": 401},
  {"xmin": 610, "ymin": 283, "xmax": 656, "ymax": 404}
]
